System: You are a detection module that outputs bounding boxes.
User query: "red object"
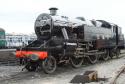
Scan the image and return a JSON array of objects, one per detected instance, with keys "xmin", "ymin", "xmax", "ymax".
[{"xmin": 16, "ymin": 51, "xmax": 48, "ymax": 60}]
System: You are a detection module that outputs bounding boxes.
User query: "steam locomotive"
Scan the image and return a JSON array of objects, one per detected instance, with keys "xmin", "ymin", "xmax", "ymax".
[{"xmin": 16, "ymin": 8, "xmax": 124, "ymax": 74}]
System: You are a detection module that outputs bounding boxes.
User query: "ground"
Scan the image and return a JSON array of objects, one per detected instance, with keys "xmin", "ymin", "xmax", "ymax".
[{"xmin": 0, "ymin": 53, "xmax": 125, "ymax": 84}]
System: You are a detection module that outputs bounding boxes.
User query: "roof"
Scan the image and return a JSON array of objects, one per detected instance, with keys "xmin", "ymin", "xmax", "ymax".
[
  {"xmin": 96, "ymin": 20, "xmax": 112, "ymax": 28},
  {"xmin": 0, "ymin": 28, "xmax": 5, "ymax": 32}
]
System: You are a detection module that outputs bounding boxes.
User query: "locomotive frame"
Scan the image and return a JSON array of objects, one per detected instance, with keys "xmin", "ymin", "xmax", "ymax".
[{"xmin": 16, "ymin": 8, "xmax": 124, "ymax": 74}]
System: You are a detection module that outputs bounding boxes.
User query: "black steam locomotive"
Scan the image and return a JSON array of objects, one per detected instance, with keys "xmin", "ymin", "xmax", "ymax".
[{"xmin": 16, "ymin": 8, "xmax": 124, "ymax": 74}]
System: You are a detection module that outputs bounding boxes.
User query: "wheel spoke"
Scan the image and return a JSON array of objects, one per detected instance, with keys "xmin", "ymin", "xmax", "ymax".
[
  {"xmin": 42, "ymin": 56, "xmax": 56, "ymax": 74},
  {"xmin": 25, "ymin": 62, "xmax": 37, "ymax": 72},
  {"xmin": 116, "ymin": 49, "xmax": 120, "ymax": 58},
  {"xmin": 88, "ymin": 55, "xmax": 98, "ymax": 64},
  {"xmin": 70, "ymin": 56, "xmax": 83, "ymax": 68},
  {"xmin": 102, "ymin": 50, "xmax": 109, "ymax": 61}
]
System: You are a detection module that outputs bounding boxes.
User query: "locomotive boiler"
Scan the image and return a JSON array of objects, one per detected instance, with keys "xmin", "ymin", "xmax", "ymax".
[{"xmin": 16, "ymin": 8, "xmax": 124, "ymax": 73}]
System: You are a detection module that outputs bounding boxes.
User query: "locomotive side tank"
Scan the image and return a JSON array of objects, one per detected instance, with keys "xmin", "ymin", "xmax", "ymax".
[{"xmin": 16, "ymin": 8, "xmax": 124, "ymax": 73}]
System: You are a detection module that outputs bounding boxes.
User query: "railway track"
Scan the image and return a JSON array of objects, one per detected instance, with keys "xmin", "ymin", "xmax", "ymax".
[
  {"xmin": 110, "ymin": 65, "xmax": 125, "ymax": 84},
  {"xmin": 0, "ymin": 49, "xmax": 125, "ymax": 66},
  {"xmin": 0, "ymin": 60, "xmax": 19, "ymax": 66},
  {"xmin": 0, "ymin": 49, "xmax": 16, "ymax": 52},
  {"xmin": 0, "ymin": 49, "xmax": 19, "ymax": 66},
  {"xmin": 0, "ymin": 51, "xmax": 125, "ymax": 83}
]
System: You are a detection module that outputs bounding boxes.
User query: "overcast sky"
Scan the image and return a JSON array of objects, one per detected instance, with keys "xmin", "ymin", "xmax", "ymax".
[{"xmin": 0, "ymin": 0, "xmax": 125, "ymax": 34}]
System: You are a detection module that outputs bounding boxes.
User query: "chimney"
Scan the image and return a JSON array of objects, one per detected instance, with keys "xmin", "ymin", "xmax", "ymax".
[{"xmin": 49, "ymin": 7, "xmax": 58, "ymax": 16}]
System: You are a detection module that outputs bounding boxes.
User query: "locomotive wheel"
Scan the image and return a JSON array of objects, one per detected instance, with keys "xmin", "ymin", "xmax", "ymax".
[
  {"xmin": 116, "ymin": 49, "xmax": 120, "ymax": 58},
  {"xmin": 88, "ymin": 55, "xmax": 98, "ymax": 64},
  {"xmin": 109, "ymin": 48, "xmax": 120, "ymax": 58},
  {"xmin": 102, "ymin": 50, "xmax": 109, "ymax": 61},
  {"xmin": 70, "ymin": 56, "xmax": 83, "ymax": 68},
  {"xmin": 109, "ymin": 49, "xmax": 115, "ymax": 59},
  {"xmin": 25, "ymin": 62, "xmax": 37, "ymax": 72},
  {"xmin": 42, "ymin": 56, "xmax": 56, "ymax": 74}
]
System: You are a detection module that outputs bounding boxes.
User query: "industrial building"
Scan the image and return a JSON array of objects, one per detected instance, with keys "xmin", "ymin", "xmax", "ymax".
[{"xmin": 6, "ymin": 33, "xmax": 37, "ymax": 48}]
